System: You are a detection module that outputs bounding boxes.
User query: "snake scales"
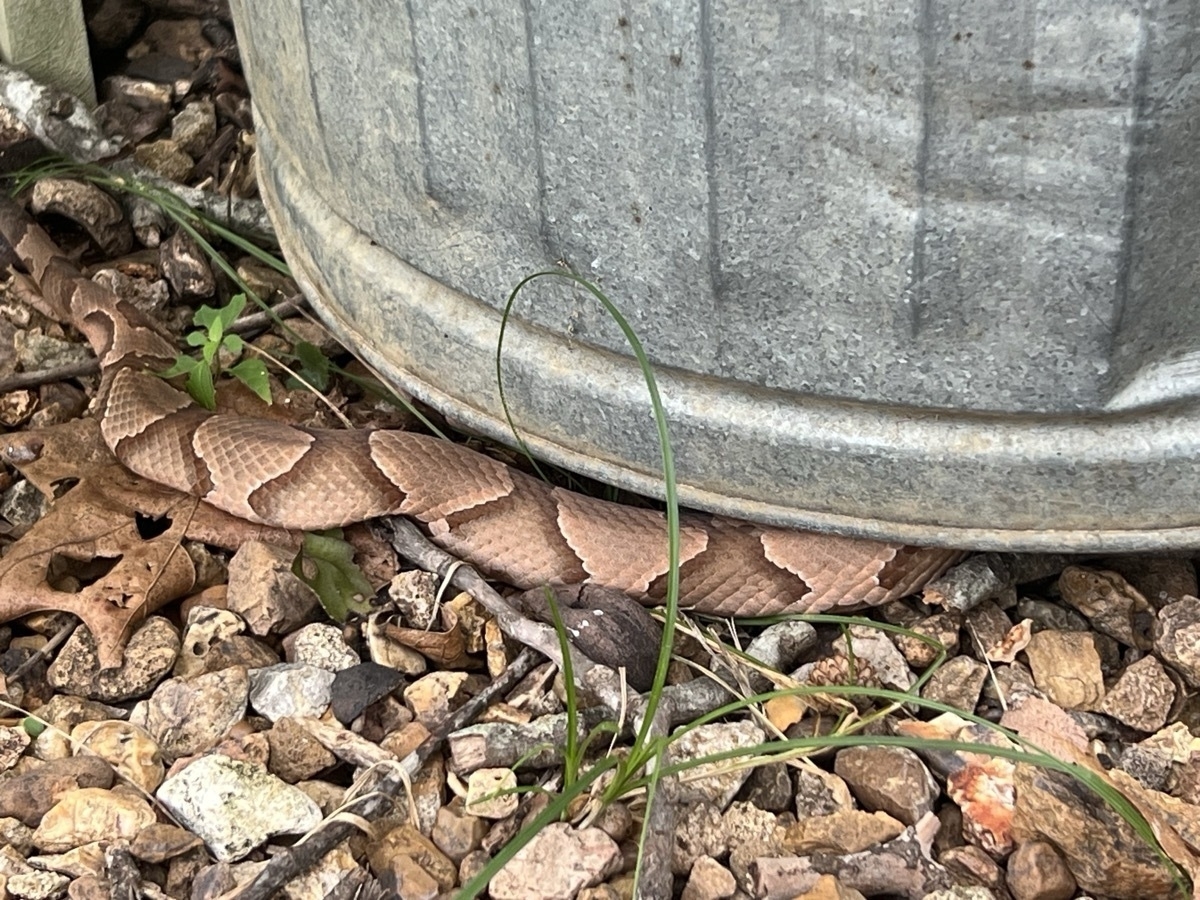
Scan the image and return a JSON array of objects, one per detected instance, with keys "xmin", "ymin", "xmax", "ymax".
[{"xmin": 0, "ymin": 195, "xmax": 961, "ymax": 617}]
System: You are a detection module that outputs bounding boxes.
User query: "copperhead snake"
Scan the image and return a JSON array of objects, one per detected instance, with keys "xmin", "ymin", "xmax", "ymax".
[{"xmin": 0, "ymin": 195, "xmax": 963, "ymax": 617}]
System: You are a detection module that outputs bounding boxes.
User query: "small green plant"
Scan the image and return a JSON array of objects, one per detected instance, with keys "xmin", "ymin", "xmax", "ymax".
[
  {"xmin": 9, "ymin": 157, "xmax": 448, "ymax": 439},
  {"xmin": 159, "ymin": 292, "xmax": 271, "ymax": 409}
]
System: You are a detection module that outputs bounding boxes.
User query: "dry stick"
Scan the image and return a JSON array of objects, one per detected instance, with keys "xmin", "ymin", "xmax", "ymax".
[
  {"xmin": 922, "ymin": 552, "xmax": 1078, "ymax": 612},
  {"xmin": 0, "ymin": 299, "xmax": 303, "ymax": 395},
  {"xmin": 379, "ymin": 518, "xmax": 629, "ymax": 714},
  {"xmin": 0, "ymin": 358, "xmax": 97, "ymax": 392},
  {"xmin": 225, "ymin": 296, "xmax": 305, "ymax": 337},
  {"xmin": 6, "ymin": 618, "xmax": 76, "ymax": 683},
  {"xmin": 232, "ymin": 646, "xmax": 542, "ymax": 900},
  {"xmin": 384, "ymin": 518, "xmax": 757, "ymax": 746}
]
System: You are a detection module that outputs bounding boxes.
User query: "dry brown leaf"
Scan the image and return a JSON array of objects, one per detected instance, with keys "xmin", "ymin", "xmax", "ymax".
[
  {"xmin": 985, "ymin": 617, "xmax": 1033, "ymax": 663},
  {"xmin": 0, "ymin": 418, "xmax": 297, "ymax": 668},
  {"xmin": 382, "ymin": 604, "xmax": 473, "ymax": 669},
  {"xmin": 763, "ymin": 694, "xmax": 809, "ymax": 732}
]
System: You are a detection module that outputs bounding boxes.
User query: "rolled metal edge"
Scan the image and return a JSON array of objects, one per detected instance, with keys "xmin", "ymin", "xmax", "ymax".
[{"xmin": 257, "ymin": 128, "xmax": 1200, "ymax": 552}]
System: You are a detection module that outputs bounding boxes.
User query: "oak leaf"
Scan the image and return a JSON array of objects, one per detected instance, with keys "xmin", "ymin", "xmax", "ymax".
[{"xmin": 0, "ymin": 417, "xmax": 296, "ymax": 668}]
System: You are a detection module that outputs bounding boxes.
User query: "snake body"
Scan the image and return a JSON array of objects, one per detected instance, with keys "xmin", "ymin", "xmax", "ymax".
[{"xmin": 0, "ymin": 196, "xmax": 961, "ymax": 616}]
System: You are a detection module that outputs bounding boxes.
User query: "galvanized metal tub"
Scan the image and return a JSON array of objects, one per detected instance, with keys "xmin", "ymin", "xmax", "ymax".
[{"xmin": 229, "ymin": 0, "xmax": 1200, "ymax": 550}]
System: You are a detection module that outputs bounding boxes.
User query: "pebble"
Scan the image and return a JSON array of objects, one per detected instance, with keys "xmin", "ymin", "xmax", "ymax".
[
  {"xmin": 1006, "ymin": 839, "xmax": 1077, "ymax": 900},
  {"xmin": 942, "ymin": 844, "xmax": 1005, "ymax": 893},
  {"xmin": 404, "ymin": 671, "xmax": 473, "ymax": 727},
  {"xmin": 7, "ymin": 870, "xmax": 71, "ymax": 899},
  {"xmin": 0, "ymin": 755, "xmax": 114, "ymax": 826},
  {"xmin": 0, "ymin": 816, "xmax": 33, "ymax": 854},
  {"xmin": 680, "ymin": 855, "xmax": 737, "ymax": 900},
  {"xmin": 366, "ymin": 823, "xmax": 458, "ymax": 893},
  {"xmin": 717, "ymin": 801, "xmax": 783, "ymax": 884},
  {"xmin": 1022, "ymin": 631, "xmax": 1105, "ymax": 710},
  {"xmin": 592, "ymin": 802, "xmax": 633, "ymax": 843},
  {"xmin": 141, "ymin": 665, "xmax": 249, "ymax": 761},
  {"xmin": 675, "ymin": 804, "xmax": 729, "ymax": 875},
  {"xmin": 833, "ymin": 745, "xmax": 938, "ymax": 826},
  {"xmin": 465, "ymin": 767, "xmax": 519, "ymax": 819},
  {"xmin": 781, "ymin": 809, "xmax": 905, "ymax": 855},
  {"xmin": 26, "ymin": 842, "xmax": 105, "ymax": 878},
  {"xmin": 247, "ymin": 662, "xmax": 335, "ymax": 721},
  {"xmin": 892, "ymin": 610, "xmax": 962, "ymax": 667},
  {"xmin": 366, "ymin": 611, "xmax": 429, "ymax": 675},
  {"xmin": 157, "ymin": 754, "xmax": 323, "ymax": 862},
  {"xmin": 381, "ymin": 853, "xmax": 440, "ymax": 900},
  {"xmin": 32, "ymin": 787, "xmax": 156, "ymax": 851},
  {"xmin": 1016, "ymin": 597, "xmax": 1090, "ymax": 634},
  {"xmin": 1155, "ymin": 597, "xmax": 1200, "ymax": 687},
  {"xmin": 0, "ymin": 725, "xmax": 31, "ymax": 770},
  {"xmin": 488, "ymin": 822, "xmax": 622, "ymax": 900},
  {"xmin": 0, "ymin": 479, "xmax": 47, "ymax": 527},
  {"xmin": 330, "ymin": 661, "xmax": 406, "ymax": 724},
  {"xmin": 286, "ymin": 622, "xmax": 360, "ymax": 671},
  {"xmin": 174, "ymin": 606, "xmax": 245, "ymax": 678},
  {"xmin": 431, "ymin": 800, "xmax": 488, "ymax": 863},
  {"xmin": 737, "ymin": 761, "xmax": 794, "ymax": 812},
  {"xmin": 921, "ymin": 655, "xmax": 989, "ymax": 713},
  {"xmin": 1100, "ymin": 654, "xmax": 1175, "ymax": 732},
  {"xmin": 265, "ymin": 716, "xmax": 337, "ymax": 783},
  {"xmin": 833, "ymin": 625, "xmax": 915, "ymax": 692},
  {"xmin": 170, "ymin": 99, "xmax": 216, "ymax": 156},
  {"xmin": 790, "ymin": 874, "xmax": 867, "ymax": 899},
  {"xmin": 72, "ymin": 719, "xmax": 164, "ymax": 792},
  {"xmin": 1058, "ymin": 565, "xmax": 1155, "ymax": 649},
  {"xmin": 129, "ymin": 822, "xmax": 204, "ymax": 863},
  {"xmin": 46, "ymin": 617, "xmax": 179, "ymax": 702},
  {"xmin": 133, "ymin": 139, "xmax": 194, "ymax": 182},
  {"xmin": 794, "ymin": 767, "xmax": 853, "ymax": 818},
  {"xmin": 226, "ymin": 541, "xmax": 323, "ymax": 636},
  {"xmin": 963, "ymin": 602, "xmax": 1015, "ymax": 654},
  {"xmin": 388, "ymin": 570, "xmax": 442, "ymax": 629},
  {"xmin": 665, "ymin": 721, "xmax": 765, "ymax": 807},
  {"xmin": 294, "ymin": 779, "xmax": 347, "ymax": 817},
  {"xmin": 188, "ymin": 634, "xmax": 281, "ymax": 676}
]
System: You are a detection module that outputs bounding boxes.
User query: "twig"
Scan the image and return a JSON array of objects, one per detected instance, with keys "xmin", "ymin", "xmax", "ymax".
[
  {"xmin": 447, "ymin": 708, "xmax": 616, "ymax": 773},
  {"xmin": 110, "ymin": 162, "xmax": 275, "ymax": 242},
  {"xmin": 0, "ymin": 63, "xmax": 121, "ymax": 162},
  {"xmin": 922, "ymin": 553, "xmax": 1077, "ymax": 612},
  {"xmin": 446, "ymin": 676, "xmax": 739, "ymax": 774},
  {"xmin": 377, "ymin": 518, "xmax": 628, "ymax": 713},
  {"xmin": 0, "ymin": 359, "xmax": 98, "ymax": 392},
  {"xmin": 0, "ymin": 297, "xmax": 301, "ymax": 396},
  {"xmin": 225, "ymin": 296, "xmax": 305, "ymax": 337},
  {"xmin": 6, "ymin": 618, "xmax": 76, "ymax": 682},
  {"xmin": 230, "ymin": 647, "xmax": 542, "ymax": 900}
]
